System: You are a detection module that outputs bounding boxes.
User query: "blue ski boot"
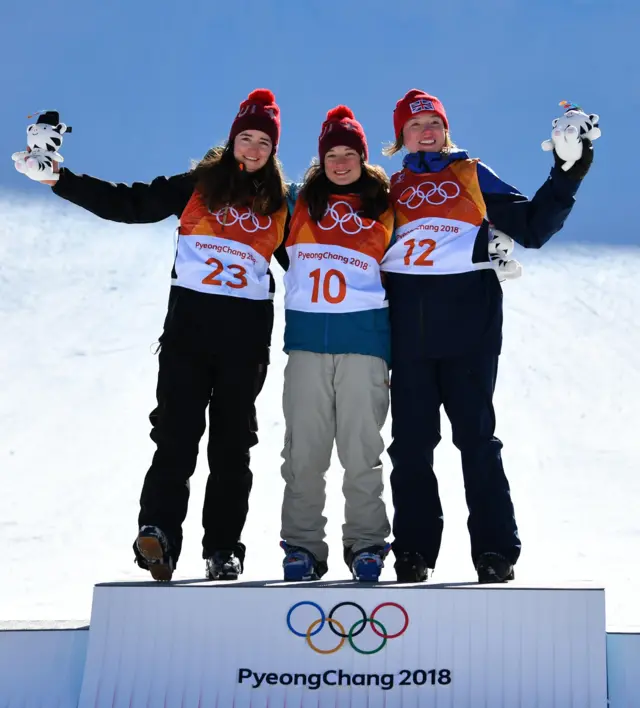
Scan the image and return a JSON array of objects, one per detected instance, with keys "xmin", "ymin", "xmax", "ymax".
[
  {"xmin": 281, "ymin": 541, "xmax": 327, "ymax": 581},
  {"xmin": 348, "ymin": 544, "xmax": 391, "ymax": 582}
]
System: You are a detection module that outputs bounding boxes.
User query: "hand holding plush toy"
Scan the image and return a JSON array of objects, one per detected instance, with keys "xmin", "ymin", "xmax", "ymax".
[
  {"xmin": 488, "ymin": 228, "xmax": 523, "ymax": 282},
  {"xmin": 541, "ymin": 101, "xmax": 600, "ymax": 179},
  {"xmin": 12, "ymin": 110, "xmax": 72, "ymax": 183}
]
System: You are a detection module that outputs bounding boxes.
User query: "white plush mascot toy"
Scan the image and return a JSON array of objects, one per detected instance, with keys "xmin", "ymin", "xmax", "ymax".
[
  {"xmin": 487, "ymin": 100, "xmax": 602, "ymax": 284},
  {"xmin": 541, "ymin": 100, "xmax": 601, "ymax": 172},
  {"xmin": 488, "ymin": 227, "xmax": 522, "ymax": 282},
  {"xmin": 11, "ymin": 110, "xmax": 72, "ymax": 182}
]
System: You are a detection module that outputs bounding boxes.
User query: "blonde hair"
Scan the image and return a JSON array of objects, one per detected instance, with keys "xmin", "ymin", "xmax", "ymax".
[{"xmin": 382, "ymin": 131, "xmax": 457, "ymax": 157}]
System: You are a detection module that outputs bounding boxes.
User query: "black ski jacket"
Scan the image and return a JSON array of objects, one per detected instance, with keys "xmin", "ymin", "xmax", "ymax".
[{"xmin": 52, "ymin": 168, "xmax": 287, "ymax": 363}]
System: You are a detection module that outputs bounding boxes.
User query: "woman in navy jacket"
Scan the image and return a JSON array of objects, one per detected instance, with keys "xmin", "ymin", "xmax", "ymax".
[{"xmin": 381, "ymin": 89, "xmax": 594, "ymax": 583}]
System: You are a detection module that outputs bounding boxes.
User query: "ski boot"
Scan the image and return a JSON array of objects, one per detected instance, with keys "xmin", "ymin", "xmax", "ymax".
[
  {"xmin": 346, "ymin": 544, "xmax": 391, "ymax": 582},
  {"xmin": 206, "ymin": 550, "xmax": 243, "ymax": 581},
  {"xmin": 394, "ymin": 551, "xmax": 431, "ymax": 582},
  {"xmin": 281, "ymin": 541, "xmax": 327, "ymax": 581},
  {"xmin": 476, "ymin": 552, "xmax": 515, "ymax": 584},
  {"xmin": 134, "ymin": 525, "xmax": 175, "ymax": 582}
]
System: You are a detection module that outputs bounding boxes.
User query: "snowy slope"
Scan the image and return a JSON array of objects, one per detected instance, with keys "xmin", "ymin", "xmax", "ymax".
[{"xmin": 1, "ymin": 192, "xmax": 638, "ymax": 628}]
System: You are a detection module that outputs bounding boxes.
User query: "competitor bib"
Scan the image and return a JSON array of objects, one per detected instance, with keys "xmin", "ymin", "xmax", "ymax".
[
  {"xmin": 173, "ymin": 192, "xmax": 287, "ymax": 300},
  {"xmin": 285, "ymin": 196, "xmax": 393, "ymax": 314},
  {"xmin": 381, "ymin": 159, "xmax": 495, "ymax": 276}
]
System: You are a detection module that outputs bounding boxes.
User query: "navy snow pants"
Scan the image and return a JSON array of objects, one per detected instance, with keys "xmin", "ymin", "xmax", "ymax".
[{"xmin": 388, "ymin": 349, "xmax": 521, "ymax": 569}]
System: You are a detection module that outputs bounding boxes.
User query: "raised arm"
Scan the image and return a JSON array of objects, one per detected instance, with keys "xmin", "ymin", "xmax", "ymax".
[
  {"xmin": 51, "ymin": 167, "xmax": 197, "ymax": 224},
  {"xmin": 477, "ymin": 161, "xmax": 583, "ymax": 250}
]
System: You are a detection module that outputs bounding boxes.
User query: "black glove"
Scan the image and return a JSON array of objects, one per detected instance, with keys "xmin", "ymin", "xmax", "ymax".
[{"xmin": 554, "ymin": 137, "xmax": 593, "ymax": 181}]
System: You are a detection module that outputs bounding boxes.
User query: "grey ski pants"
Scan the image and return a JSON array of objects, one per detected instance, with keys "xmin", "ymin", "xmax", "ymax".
[{"xmin": 280, "ymin": 351, "xmax": 391, "ymax": 562}]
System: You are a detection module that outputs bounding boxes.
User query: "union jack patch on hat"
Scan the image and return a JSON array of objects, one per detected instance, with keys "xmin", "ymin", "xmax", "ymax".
[{"xmin": 410, "ymin": 99, "xmax": 435, "ymax": 114}]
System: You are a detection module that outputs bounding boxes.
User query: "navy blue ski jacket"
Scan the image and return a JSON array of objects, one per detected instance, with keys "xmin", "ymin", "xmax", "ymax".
[{"xmin": 386, "ymin": 150, "xmax": 581, "ymax": 360}]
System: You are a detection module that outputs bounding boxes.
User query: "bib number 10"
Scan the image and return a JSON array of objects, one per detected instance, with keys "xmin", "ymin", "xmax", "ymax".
[{"xmin": 309, "ymin": 268, "xmax": 346, "ymax": 304}]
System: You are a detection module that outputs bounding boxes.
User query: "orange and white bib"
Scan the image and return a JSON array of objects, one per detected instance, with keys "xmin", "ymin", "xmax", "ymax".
[
  {"xmin": 381, "ymin": 159, "xmax": 494, "ymax": 276},
  {"xmin": 174, "ymin": 192, "xmax": 287, "ymax": 300},
  {"xmin": 285, "ymin": 195, "xmax": 393, "ymax": 313}
]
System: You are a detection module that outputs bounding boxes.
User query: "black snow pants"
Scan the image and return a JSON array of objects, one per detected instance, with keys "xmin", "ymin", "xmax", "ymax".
[{"xmin": 137, "ymin": 288, "xmax": 272, "ymax": 565}]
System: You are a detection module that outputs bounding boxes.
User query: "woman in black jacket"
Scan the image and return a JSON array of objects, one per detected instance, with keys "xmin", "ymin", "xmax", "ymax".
[{"xmin": 26, "ymin": 90, "xmax": 289, "ymax": 581}]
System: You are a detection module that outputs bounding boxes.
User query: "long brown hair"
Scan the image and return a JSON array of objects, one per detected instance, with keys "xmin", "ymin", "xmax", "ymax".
[
  {"xmin": 192, "ymin": 144, "xmax": 287, "ymax": 216},
  {"xmin": 299, "ymin": 160, "xmax": 390, "ymax": 223},
  {"xmin": 382, "ymin": 131, "xmax": 457, "ymax": 157}
]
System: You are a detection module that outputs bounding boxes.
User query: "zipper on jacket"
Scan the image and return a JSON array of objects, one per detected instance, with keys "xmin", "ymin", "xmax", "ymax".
[
  {"xmin": 419, "ymin": 296, "xmax": 425, "ymax": 351},
  {"xmin": 324, "ymin": 314, "xmax": 329, "ymax": 352},
  {"xmin": 219, "ymin": 170, "xmax": 260, "ymax": 233},
  {"xmin": 220, "ymin": 203, "xmax": 229, "ymax": 232},
  {"xmin": 220, "ymin": 161, "xmax": 241, "ymax": 233}
]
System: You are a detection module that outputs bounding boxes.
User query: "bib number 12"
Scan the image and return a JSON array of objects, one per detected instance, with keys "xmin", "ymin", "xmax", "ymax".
[{"xmin": 403, "ymin": 238, "xmax": 436, "ymax": 266}]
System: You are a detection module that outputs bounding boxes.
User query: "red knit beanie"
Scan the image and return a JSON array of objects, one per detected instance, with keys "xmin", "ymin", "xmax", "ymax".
[
  {"xmin": 318, "ymin": 106, "xmax": 368, "ymax": 162},
  {"xmin": 393, "ymin": 89, "xmax": 449, "ymax": 141},
  {"xmin": 229, "ymin": 88, "xmax": 281, "ymax": 149}
]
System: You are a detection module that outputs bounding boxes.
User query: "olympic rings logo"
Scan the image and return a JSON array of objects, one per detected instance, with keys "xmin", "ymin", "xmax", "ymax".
[
  {"xmin": 314, "ymin": 201, "xmax": 375, "ymax": 235},
  {"xmin": 286, "ymin": 601, "xmax": 409, "ymax": 655},
  {"xmin": 210, "ymin": 206, "xmax": 272, "ymax": 233},
  {"xmin": 397, "ymin": 181, "xmax": 460, "ymax": 209}
]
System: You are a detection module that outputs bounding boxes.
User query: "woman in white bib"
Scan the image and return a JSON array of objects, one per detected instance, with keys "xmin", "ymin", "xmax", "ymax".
[
  {"xmin": 381, "ymin": 89, "xmax": 594, "ymax": 584},
  {"xmin": 21, "ymin": 90, "xmax": 289, "ymax": 582},
  {"xmin": 279, "ymin": 106, "xmax": 394, "ymax": 582}
]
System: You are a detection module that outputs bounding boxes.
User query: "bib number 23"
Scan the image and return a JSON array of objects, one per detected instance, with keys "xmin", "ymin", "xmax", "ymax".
[{"xmin": 202, "ymin": 257, "xmax": 248, "ymax": 288}]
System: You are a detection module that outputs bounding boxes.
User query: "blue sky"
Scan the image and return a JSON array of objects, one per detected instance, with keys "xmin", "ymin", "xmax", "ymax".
[{"xmin": 1, "ymin": 0, "xmax": 637, "ymax": 243}]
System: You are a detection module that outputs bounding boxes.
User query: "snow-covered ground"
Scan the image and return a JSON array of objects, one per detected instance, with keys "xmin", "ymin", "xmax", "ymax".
[{"xmin": 1, "ymin": 193, "xmax": 638, "ymax": 628}]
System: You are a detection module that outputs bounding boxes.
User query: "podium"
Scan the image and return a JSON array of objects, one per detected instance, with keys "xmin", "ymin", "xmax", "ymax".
[{"xmin": 77, "ymin": 579, "xmax": 607, "ymax": 708}]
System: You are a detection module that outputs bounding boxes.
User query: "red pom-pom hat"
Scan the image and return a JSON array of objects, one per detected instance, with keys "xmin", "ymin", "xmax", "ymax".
[
  {"xmin": 229, "ymin": 88, "xmax": 281, "ymax": 149},
  {"xmin": 392, "ymin": 89, "xmax": 449, "ymax": 141},
  {"xmin": 318, "ymin": 105, "xmax": 368, "ymax": 162}
]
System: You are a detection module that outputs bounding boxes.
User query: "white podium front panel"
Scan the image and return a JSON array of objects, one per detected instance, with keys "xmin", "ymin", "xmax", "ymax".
[
  {"xmin": 0, "ymin": 621, "xmax": 89, "ymax": 707},
  {"xmin": 78, "ymin": 581, "xmax": 607, "ymax": 708}
]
